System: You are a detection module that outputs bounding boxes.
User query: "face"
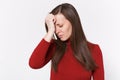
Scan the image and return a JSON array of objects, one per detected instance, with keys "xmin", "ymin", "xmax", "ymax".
[{"xmin": 55, "ymin": 13, "xmax": 72, "ymax": 41}]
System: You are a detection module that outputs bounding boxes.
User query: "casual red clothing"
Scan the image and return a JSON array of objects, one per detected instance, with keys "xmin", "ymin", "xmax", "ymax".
[{"xmin": 29, "ymin": 39, "xmax": 104, "ymax": 80}]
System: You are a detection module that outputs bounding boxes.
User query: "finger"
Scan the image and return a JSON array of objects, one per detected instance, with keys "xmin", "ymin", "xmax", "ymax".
[{"xmin": 53, "ymin": 18, "xmax": 56, "ymax": 23}]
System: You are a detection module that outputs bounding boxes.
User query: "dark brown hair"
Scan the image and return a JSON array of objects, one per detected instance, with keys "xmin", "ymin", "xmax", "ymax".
[{"xmin": 45, "ymin": 3, "xmax": 97, "ymax": 72}]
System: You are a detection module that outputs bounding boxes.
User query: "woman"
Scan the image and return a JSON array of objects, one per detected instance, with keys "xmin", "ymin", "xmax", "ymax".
[{"xmin": 29, "ymin": 3, "xmax": 104, "ymax": 80}]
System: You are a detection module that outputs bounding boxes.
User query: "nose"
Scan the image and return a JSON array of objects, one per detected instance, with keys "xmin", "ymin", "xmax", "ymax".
[{"xmin": 55, "ymin": 27, "xmax": 61, "ymax": 35}]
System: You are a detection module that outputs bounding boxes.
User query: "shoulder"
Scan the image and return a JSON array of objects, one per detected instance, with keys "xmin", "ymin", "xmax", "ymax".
[
  {"xmin": 87, "ymin": 41, "xmax": 103, "ymax": 59},
  {"xmin": 87, "ymin": 41, "xmax": 102, "ymax": 54},
  {"xmin": 87, "ymin": 41, "xmax": 99, "ymax": 50}
]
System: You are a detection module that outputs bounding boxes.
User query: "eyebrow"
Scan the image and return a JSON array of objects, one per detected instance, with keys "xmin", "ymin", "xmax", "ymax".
[
  {"xmin": 56, "ymin": 23, "xmax": 60, "ymax": 26},
  {"xmin": 55, "ymin": 23, "xmax": 62, "ymax": 26}
]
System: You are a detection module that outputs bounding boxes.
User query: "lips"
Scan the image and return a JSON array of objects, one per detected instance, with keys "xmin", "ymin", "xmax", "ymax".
[
  {"xmin": 59, "ymin": 36, "xmax": 62, "ymax": 38},
  {"xmin": 58, "ymin": 35, "xmax": 63, "ymax": 38}
]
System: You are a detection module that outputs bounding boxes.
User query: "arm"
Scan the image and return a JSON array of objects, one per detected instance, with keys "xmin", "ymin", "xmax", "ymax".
[
  {"xmin": 29, "ymin": 14, "xmax": 56, "ymax": 69},
  {"xmin": 92, "ymin": 45, "xmax": 104, "ymax": 80},
  {"xmin": 29, "ymin": 39, "xmax": 55, "ymax": 69}
]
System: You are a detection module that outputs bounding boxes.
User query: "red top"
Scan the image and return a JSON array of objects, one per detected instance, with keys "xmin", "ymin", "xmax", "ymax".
[{"xmin": 29, "ymin": 39, "xmax": 104, "ymax": 80}]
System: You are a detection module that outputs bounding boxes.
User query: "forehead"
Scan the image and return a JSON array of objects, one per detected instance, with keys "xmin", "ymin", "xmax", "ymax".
[{"xmin": 55, "ymin": 13, "xmax": 66, "ymax": 24}]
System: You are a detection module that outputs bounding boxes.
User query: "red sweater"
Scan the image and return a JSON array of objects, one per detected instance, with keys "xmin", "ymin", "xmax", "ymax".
[{"xmin": 29, "ymin": 39, "xmax": 104, "ymax": 80}]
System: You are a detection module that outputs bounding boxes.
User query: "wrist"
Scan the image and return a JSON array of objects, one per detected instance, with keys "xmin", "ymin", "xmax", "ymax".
[{"xmin": 44, "ymin": 31, "xmax": 54, "ymax": 42}]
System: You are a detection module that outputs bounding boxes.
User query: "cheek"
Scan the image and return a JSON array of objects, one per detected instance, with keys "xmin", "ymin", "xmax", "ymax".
[
  {"xmin": 64, "ymin": 26, "xmax": 72, "ymax": 37},
  {"xmin": 68, "ymin": 28, "xmax": 72, "ymax": 36},
  {"xmin": 68, "ymin": 24, "xmax": 72, "ymax": 33}
]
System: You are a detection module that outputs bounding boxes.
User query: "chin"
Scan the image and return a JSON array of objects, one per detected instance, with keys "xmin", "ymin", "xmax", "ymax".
[
  {"xmin": 61, "ymin": 39, "xmax": 66, "ymax": 41},
  {"xmin": 60, "ymin": 38, "xmax": 69, "ymax": 41}
]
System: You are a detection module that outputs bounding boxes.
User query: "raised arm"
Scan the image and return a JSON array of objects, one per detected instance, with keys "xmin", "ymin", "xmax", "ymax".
[
  {"xmin": 29, "ymin": 39, "xmax": 55, "ymax": 69},
  {"xmin": 29, "ymin": 14, "xmax": 56, "ymax": 69}
]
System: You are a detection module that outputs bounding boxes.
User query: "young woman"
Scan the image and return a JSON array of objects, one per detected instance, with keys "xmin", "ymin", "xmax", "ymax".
[{"xmin": 29, "ymin": 3, "xmax": 104, "ymax": 80}]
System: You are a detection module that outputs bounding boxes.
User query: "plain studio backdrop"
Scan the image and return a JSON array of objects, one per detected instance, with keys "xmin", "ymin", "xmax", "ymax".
[{"xmin": 0, "ymin": 0, "xmax": 120, "ymax": 80}]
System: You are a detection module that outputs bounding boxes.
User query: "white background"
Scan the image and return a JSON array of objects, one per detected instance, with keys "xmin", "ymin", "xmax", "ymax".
[{"xmin": 0, "ymin": 0, "xmax": 120, "ymax": 80}]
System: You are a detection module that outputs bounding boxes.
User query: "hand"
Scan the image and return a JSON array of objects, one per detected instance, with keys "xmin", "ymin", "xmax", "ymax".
[
  {"xmin": 44, "ymin": 14, "xmax": 56, "ymax": 42},
  {"xmin": 45, "ymin": 14, "xmax": 56, "ymax": 32}
]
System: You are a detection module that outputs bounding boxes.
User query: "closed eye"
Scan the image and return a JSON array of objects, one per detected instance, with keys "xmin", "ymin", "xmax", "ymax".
[
  {"xmin": 55, "ymin": 24, "xmax": 63, "ymax": 28},
  {"xmin": 59, "ymin": 25, "xmax": 63, "ymax": 28}
]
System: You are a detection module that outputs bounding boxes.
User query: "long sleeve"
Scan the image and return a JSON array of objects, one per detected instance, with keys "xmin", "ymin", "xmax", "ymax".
[
  {"xmin": 29, "ymin": 39, "xmax": 55, "ymax": 69},
  {"xmin": 92, "ymin": 45, "xmax": 104, "ymax": 80}
]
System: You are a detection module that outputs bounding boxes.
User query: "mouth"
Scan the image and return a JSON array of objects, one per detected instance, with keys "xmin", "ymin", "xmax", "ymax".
[{"xmin": 58, "ymin": 35, "xmax": 63, "ymax": 38}]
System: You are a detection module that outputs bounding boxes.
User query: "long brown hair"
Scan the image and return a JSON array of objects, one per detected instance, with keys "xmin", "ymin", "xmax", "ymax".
[{"xmin": 45, "ymin": 3, "xmax": 97, "ymax": 72}]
